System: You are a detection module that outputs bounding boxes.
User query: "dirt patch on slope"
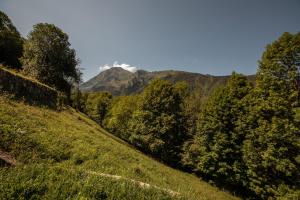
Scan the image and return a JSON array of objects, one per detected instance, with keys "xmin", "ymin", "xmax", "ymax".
[{"xmin": 0, "ymin": 150, "xmax": 18, "ymax": 167}]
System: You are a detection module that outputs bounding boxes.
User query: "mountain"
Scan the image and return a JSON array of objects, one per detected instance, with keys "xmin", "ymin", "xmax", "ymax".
[
  {"xmin": 80, "ymin": 67, "xmax": 254, "ymax": 95},
  {"xmin": 0, "ymin": 95, "xmax": 238, "ymax": 200},
  {"xmin": 80, "ymin": 67, "xmax": 136, "ymax": 95}
]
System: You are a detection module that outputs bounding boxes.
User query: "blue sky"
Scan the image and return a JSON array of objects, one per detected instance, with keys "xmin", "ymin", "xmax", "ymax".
[{"xmin": 1, "ymin": 0, "xmax": 300, "ymax": 81}]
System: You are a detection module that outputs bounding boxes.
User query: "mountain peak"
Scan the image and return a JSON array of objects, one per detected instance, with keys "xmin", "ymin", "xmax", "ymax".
[
  {"xmin": 80, "ymin": 67, "xmax": 136, "ymax": 94},
  {"xmin": 80, "ymin": 69, "xmax": 250, "ymax": 96},
  {"xmin": 104, "ymin": 67, "xmax": 129, "ymax": 72},
  {"xmin": 99, "ymin": 62, "xmax": 138, "ymax": 73},
  {"xmin": 99, "ymin": 67, "xmax": 134, "ymax": 77}
]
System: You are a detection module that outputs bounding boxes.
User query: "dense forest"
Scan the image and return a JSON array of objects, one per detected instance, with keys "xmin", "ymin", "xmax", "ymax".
[{"xmin": 1, "ymin": 9, "xmax": 299, "ymax": 199}]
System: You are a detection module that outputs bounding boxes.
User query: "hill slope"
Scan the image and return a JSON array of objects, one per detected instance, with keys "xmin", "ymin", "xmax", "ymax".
[
  {"xmin": 80, "ymin": 67, "xmax": 254, "ymax": 96},
  {"xmin": 0, "ymin": 95, "xmax": 238, "ymax": 200}
]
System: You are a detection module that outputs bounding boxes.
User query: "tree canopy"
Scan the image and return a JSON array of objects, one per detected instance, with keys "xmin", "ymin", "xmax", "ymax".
[
  {"xmin": 241, "ymin": 32, "xmax": 300, "ymax": 199},
  {"xmin": 182, "ymin": 73, "xmax": 252, "ymax": 190},
  {"xmin": 85, "ymin": 92, "xmax": 113, "ymax": 125},
  {"xmin": 21, "ymin": 23, "xmax": 80, "ymax": 95},
  {"xmin": 0, "ymin": 10, "xmax": 23, "ymax": 69},
  {"xmin": 104, "ymin": 95, "xmax": 137, "ymax": 140},
  {"xmin": 129, "ymin": 79, "xmax": 188, "ymax": 165}
]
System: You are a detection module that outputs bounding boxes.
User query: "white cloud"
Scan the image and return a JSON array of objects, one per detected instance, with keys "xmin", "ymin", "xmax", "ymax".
[{"xmin": 100, "ymin": 61, "xmax": 138, "ymax": 73}]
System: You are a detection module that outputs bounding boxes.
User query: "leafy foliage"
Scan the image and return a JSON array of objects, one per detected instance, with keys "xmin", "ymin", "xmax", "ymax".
[
  {"xmin": 128, "ymin": 79, "xmax": 188, "ymax": 165},
  {"xmin": 182, "ymin": 32, "xmax": 300, "ymax": 199},
  {"xmin": 180, "ymin": 85, "xmax": 205, "ymax": 157},
  {"xmin": 0, "ymin": 10, "xmax": 23, "ymax": 69},
  {"xmin": 21, "ymin": 23, "xmax": 80, "ymax": 95},
  {"xmin": 70, "ymin": 86, "xmax": 88, "ymax": 112},
  {"xmin": 104, "ymin": 95, "xmax": 137, "ymax": 141},
  {"xmin": 182, "ymin": 73, "xmax": 252, "ymax": 191},
  {"xmin": 85, "ymin": 92, "xmax": 113, "ymax": 125},
  {"xmin": 240, "ymin": 32, "xmax": 300, "ymax": 198}
]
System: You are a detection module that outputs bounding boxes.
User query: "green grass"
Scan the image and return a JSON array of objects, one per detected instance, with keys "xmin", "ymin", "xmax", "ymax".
[
  {"xmin": 0, "ymin": 65, "xmax": 56, "ymax": 91},
  {"xmin": 0, "ymin": 95, "xmax": 239, "ymax": 200}
]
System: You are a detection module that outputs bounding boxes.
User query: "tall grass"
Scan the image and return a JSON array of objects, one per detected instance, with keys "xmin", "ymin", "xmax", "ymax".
[{"xmin": 0, "ymin": 96, "xmax": 238, "ymax": 200}]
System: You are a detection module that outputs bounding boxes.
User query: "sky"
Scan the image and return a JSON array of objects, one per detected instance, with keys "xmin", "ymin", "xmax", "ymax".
[{"xmin": 1, "ymin": 0, "xmax": 300, "ymax": 81}]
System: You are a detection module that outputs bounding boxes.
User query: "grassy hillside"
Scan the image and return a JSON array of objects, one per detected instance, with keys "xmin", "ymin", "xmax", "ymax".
[
  {"xmin": 0, "ymin": 65, "xmax": 60, "ymax": 107},
  {"xmin": 0, "ymin": 95, "xmax": 238, "ymax": 200}
]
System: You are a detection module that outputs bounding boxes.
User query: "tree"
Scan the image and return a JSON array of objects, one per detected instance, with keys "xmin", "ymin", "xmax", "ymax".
[
  {"xmin": 70, "ymin": 87, "xmax": 87, "ymax": 113},
  {"xmin": 129, "ymin": 79, "xmax": 187, "ymax": 166},
  {"xmin": 241, "ymin": 32, "xmax": 300, "ymax": 199},
  {"xmin": 182, "ymin": 73, "xmax": 252, "ymax": 191},
  {"xmin": 180, "ymin": 85, "xmax": 204, "ymax": 168},
  {"xmin": 0, "ymin": 10, "xmax": 23, "ymax": 69},
  {"xmin": 104, "ymin": 95, "xmax": 137, "ymax": 141},
  {"xmin": 21, "ymin": 23, "xmax": 80, "ymax": 95},
  {"xmin": 70, "ymin": 71, "xmax": 87, "ymax": 112},
  {"xmin": 85, "ymin": 92, "xmax": 113, "ymax": 125},
  {"xmin": 183, "ymin": 86, "xmax": 203, "ymax": 136}
]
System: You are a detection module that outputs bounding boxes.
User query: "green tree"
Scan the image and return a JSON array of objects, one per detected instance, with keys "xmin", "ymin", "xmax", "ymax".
[
  {"xmin": 86, "ymin": 92, "xmax": 113, "ymax": 125},
  {"xmin": 182, "ymin": 73, "xmax": 252, "ymax": 190},
  {"xmin": 21, "ymin": 23, "xmax": 80, "ymax": 95},
  {"xmin": 71, "ymin": 87, "xmax": 87, "ymax": 113},
  {"xmin": 129, "ymin": 79, "xmax": 187, "ymax": 166},
  {"xmin": 104, "ymin": 95, "xmax": 137, "ymax": 141},
  {"xmin": 180, "ymin": 85, "xmax": 204, "ymax": 159},
  {"xmin": 184, "ymin": 86, "xmax": 203, "ymax": 133},
  {"xmin": 0, "ymin": 10, "xmax": 23, "ymax": 69},
  {"xmin": 241, "ymin": 32, "xmax": 300, "ymax": 199}
]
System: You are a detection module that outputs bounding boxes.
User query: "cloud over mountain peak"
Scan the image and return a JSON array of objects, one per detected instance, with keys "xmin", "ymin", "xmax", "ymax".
[{"xmin": 100, "ymin": 61, "xmax": 138, "ymax": 73}]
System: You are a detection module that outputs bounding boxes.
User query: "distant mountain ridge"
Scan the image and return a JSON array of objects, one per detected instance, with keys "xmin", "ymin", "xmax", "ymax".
[{"xmin": 80, "ymin": 67, "xmax": 255, "ymax": 95}]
